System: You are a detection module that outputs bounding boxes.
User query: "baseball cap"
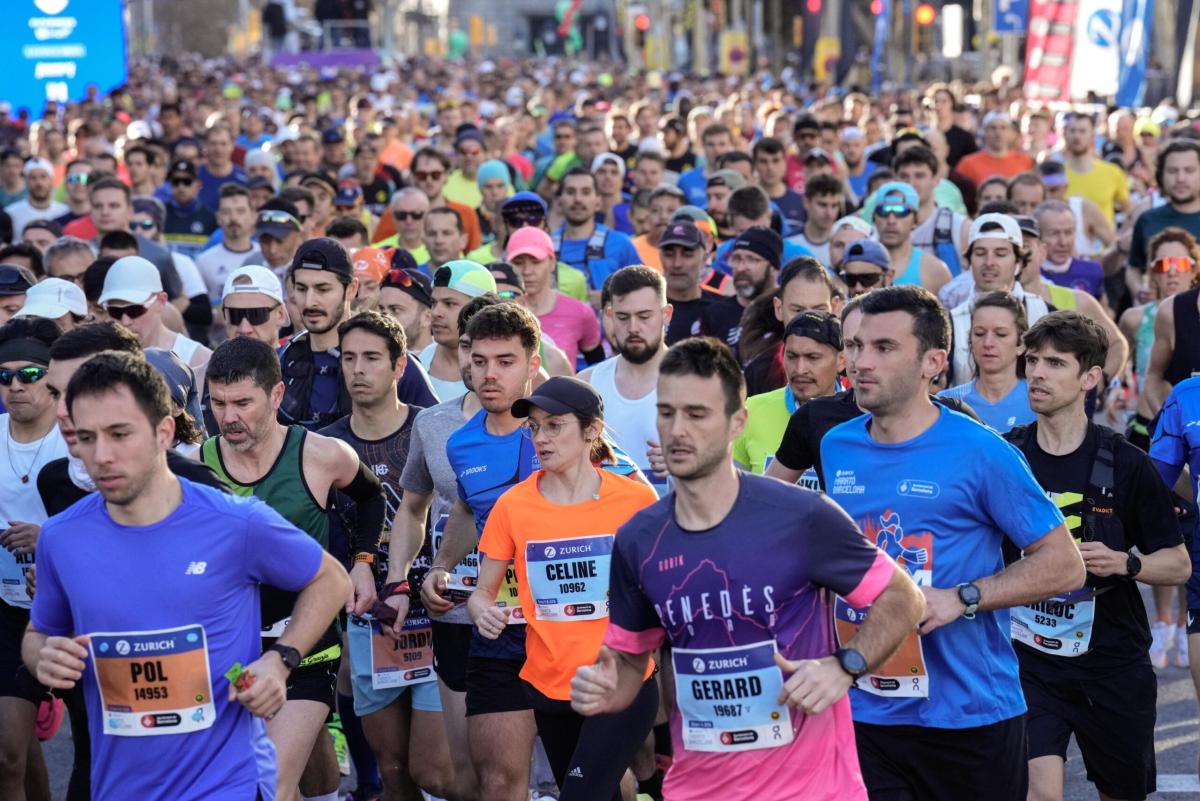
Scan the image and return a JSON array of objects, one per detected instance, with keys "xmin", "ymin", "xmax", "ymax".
[
  {"xmin": 300, "ymin": 171, "xmax": 338, "ymax": 197},
  {"xmin": 785, "ymin": 310, "xmax": 843, "ymax": 351},
  {"xmin": 501, "ymin": 191, "xmax": 548, "ymax": 217},
  {"xmin": 335, "ymin": 183, "xmax": 363, "ymax": 207},
  {"xmin": 223, "ymin": 265, "xmax": 285, "ymax": 304},
  {"xmin": 729, "ymin": 227, "xmax": 783, "ymax": 269},
  {"xmin": 99, "ymin": 256, "xmax": 162, "ymax": 305},
  {"xmin": 982, "ymin": 111, "xmax": 1013, "ymax": 128},
  {"xmin": 840, "ymin": 239, "xmax": 891, "ymax": 271},
  {"xmin": 246, "ymin": 175, "xmax": 274, "ymax": 192},
  {"xmin": 15, "ymin": 277, "xmax": 87, "ymax": 319},
  {"xmin": 1037, "ymin": 160, "xmax": 1068, "ymax": 188},
  {"xmin": 352, "ymin": 247, "xmax": 390, "ymax": 283},
  {"xmin": 22, "ymin": 158, "xmax": 53, "ymax": 178},
  {"xmin": 290, "ymin": 237, "xmax": 354, "ymax": 282},
  {"xmin": 874, "ymin": 181, "xmax": 920, "ymax": 211},
  {"xmin": 168, "ymin": 159, "xmax": 197, "ymax": 180},
  {"xmin": 511, "ymin": 376, "xmax": 603, "ymax": 419},
  {"xmin": 256, "ymin": 208, "xmax": 302, "ymax": 239},
  {"xmin": 432, "ymin": 260, "xmax": 497, "ymax": 299},
  {"xmin": 803, "ymin": 148, "xmax": 834, "ymax": 165},
  {"xmin": 968, "ymin": 213, "xmax": 1023, "ymax": 248},
  {"xmin": 506, "ymin": 227, "xmax": 555, "ymax": 262},
  {"xmin": 487, "ymin": 261, "xmax": 525, "ymax": 294},
  {"xmin": 382, "ymin": 267, "xmax": 433, "ymax": 307},
  {"xmin": 321, "ymin": 127, "xmax": 344, "ymax": 144},
  {"xmin": 1013, "ymin": 215, "xmax": 1041, "ymax": 240},
  {"xmin": 132, "ymin": 196, "xmax": 166, "ymax": 229},
  {"xmin": 144, "ymin": 347, "xmax": 204, "ymax": 425},
  {"xmin": 591, "ymin": 153, "xmax": 626, "ymax": 177},
  {"xmin": 657, "ymin": 221, "xmax": 704, "ymax": 250},
  {"xmin": 833, "ymin": 215, "xmax": 876, "ymax": 237},
  {"xmin": 707, "ymin": 169, "xmax": 747, "ymax": 191},
  {"xmin": 841, "ymin": 126, "xmax": 865, "ymax": 142}
]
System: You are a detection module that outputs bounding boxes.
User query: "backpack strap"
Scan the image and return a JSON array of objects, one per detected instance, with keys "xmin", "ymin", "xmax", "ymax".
[{"xmin": 933, "ymin": 207, "xmax": 953, "ymax": 244}]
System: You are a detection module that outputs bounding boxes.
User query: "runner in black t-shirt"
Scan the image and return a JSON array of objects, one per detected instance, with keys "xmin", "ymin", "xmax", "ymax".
[{"xmin": 1004, "ymin": 311, "xmax": 1188, "ymax": 801}]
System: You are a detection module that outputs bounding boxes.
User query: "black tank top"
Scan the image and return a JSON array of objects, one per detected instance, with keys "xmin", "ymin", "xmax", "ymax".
[{"xmin": 1166, "ymin": 287, "xmax": 1200, "ymax": 386}]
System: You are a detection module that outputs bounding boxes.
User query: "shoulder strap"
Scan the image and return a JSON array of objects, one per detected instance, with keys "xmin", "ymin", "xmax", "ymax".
[
  {"xmin": 586, "ymin": 227, "xmax": 608, "ymax": 261},
  {"xmin": 933, "ymin": 207, "xmax": 953, "ymax": 243},
  {"xmin": 1081, "ymin": 424, "xmax": 1120, "ymax": 548},
  {"xmin": 1004, "ymin": 421, "xmax": 1037, "ymax": 452}
]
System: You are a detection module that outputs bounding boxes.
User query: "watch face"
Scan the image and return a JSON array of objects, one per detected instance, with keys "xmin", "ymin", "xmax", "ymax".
[
  {"xmin": 840, "ymin": 648, "xmax": 868, "ymax": 675},
  {"xmin": 960, "ymin": 584, "xmax": 981, "ymax": 605}
]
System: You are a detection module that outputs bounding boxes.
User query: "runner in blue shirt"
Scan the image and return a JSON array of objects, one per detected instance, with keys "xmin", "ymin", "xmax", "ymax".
[
  {"xmin": 821, "ymin": 285, "xmax": 1084, "ymax": 801},
  {"xmin": 24, "ymin": 351, "xmax": 349, "ymax": 801},
  {"xmin": 553, "ymin": 169, "xmax": 641, "ymax": 294}
]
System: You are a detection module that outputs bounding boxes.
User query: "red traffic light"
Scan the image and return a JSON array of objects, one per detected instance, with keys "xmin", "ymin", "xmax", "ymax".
[
  {"xmin": 914, "ymin": 3, "xmax": 936, "ymax": 24},
  {"xmin": 806, "ymin": 0, "xmax": 821, "ymax": 12},
  {"xmin": 634, "ymin": 13, "xmax": 651, "ymax": 31},
  {"xmin": 870, "ymin": 0, "xmax": 883, "ymax": 14}
]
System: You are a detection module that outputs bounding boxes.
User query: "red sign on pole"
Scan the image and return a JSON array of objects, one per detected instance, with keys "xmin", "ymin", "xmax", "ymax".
[{"xmin": 1024, "ymin": 0, "xmax": 1078, "ymax": 103}]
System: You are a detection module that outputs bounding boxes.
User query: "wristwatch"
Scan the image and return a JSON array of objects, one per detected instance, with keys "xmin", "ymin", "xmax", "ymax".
[
  {"xmin": 1126, "ymin": 553, "xmax": 1143, "ymax": 580},
  {"xmin": 957, "ymin": 582, "xmax": 982, "ymax": 620},
  {"xmin": 834, "ymin": 647, "xmax": 869, "ymax": 684},
  {"xmin": 266, "ymin": 643, "xmax": 301, "ymax": 672}
]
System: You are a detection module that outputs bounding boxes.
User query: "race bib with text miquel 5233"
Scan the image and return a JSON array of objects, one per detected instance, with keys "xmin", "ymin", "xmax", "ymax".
[{"xmin": 88, "ymin": 624, "xmax": 216, "ymax": 737}]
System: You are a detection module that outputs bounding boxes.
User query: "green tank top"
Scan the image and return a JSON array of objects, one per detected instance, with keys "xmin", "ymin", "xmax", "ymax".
[
  {"xmin": 200, "ymin": 424, "xmax": 329, "ymax": 549},
  {"xmin": 1136, "ymin": 302, "xmax": 1158, "ymax": 393}
]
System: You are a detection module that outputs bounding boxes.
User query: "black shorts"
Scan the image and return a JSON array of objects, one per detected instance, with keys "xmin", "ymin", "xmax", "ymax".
[
  {"xmin": 0, "ymin": 606, "xmax": 44, "ymax": 704},
  {"xmin": 1023, "ymin": 663, "xmax": 1156, "ymax": 799},
  {"xmin": 1189, "ymin": 609, "xmax": 1200, "ymax": 636},
  {"xmin": 464, "ymin": 656, "xmax": 530, "ymax": 717},
  {"xmin": 855, "ymin": 715, "xmax": 1027, "ymax": 801},
  {"xmin": 432, "ymin": 620, "xmax": 471, "ymax": 693},
  {"xmin": 286, "ymin": 659, "xmax": 338, "ymax": 708}
]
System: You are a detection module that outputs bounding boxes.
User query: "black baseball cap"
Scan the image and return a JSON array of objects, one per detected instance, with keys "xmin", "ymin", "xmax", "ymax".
[
  {"xmin": 246, "ymin": 175, "xmax": 274, "ymax": 191},
  {"xmin": 785, "ymin": 310, "xmax": 842, "ymax": 351},
  {"xmin": 290, "ymin": 237, "xmax": 353, "ymax": 282},
  {"xmin": 382, "ymin": 265, "xmax": 433, "ymax": 307},
  {"xmin": 511, "ymin": 376, "xmax": 604, "ymax": 419},
  {"xmin": 168, "ymin": 159, "xmax": 197, "ymax": 180},
  {"xmin": 255, "ymin": 208, "xmax": 302, "ymax": 239},
  {"xmin": 657, "ymin": 221, "xmax": 704, "ymax": 250},
  {"xmin": 487, "ymin": 261, "xmax": 525, "ymax": 293},
  {"xmin": 0, "ymin": 264, "xmax": 36, "ymax": 296},
  {"xmin": 1013, "ymin": 215, "xmax": 1041, "ymax": 240}
]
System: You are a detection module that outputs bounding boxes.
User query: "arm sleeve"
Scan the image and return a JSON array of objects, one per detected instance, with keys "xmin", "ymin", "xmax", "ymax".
[
  {"xmin": 477, "ymin": 494, "xmax": 515, "ymax": 562},
  {"xmin": 774, "ymin": 404, "xmax": 815, "ymax": 472},
  {"xmin": 1129, "ymin": 218, "xmax": 1148, "ymax": 271},
  {"xmin": 1124, "ymin": 448, "xmax": 1185, "ymax": 553},
  {"xmin": 803, "ymin": 495, "xmax": 896, "ymax": 607},
  {"xmin": 604, "ymin": 534, "xmax": 666, "ymax": 654},
  {"xmin": 242, "ymin": 501, "xmax": 325, "ymax": 591},
  {"xmin": 28, "ymin": 527, "xmax": 73, "ymax": 636},
  {"xmin": 980, "ymin": 437, "xmax": 1067, "ymax": 550}
]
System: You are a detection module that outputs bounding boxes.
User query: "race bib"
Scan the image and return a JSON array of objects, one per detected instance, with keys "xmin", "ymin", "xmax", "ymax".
[
  {"xmin": 497, "ymin": 561, "xmax": 525, "ymax": 624},
  {"xmin": 89, "ymin": 624, "xmax": 216, "ymax": 737},
  {"xmin": 429, "ymin": 514, "xmax": 480, "ymax": 600},
  {"xmin": 1011, "ymin": 589, "xmax": 1096, "ymax": 657},
  {"xmin": 672, "ymin": 641, "xmax": 794, "ymax": 753},
  {"xmin": 761, "ymin": 456, "xmax": 820, "ymax": 492},
  {"xmin": 369, "ymin": 615, "xmax": 436, "ymax": 690},
  {"xmin": 0, "ymin": 548, "xmax": 33, "ymax": 609},
  {"xmin": 525, "ymin": 535, "xmax": 613, "ymax": 621},
  {"xmin": 835, "ymin": 598, "xmax": 928, "ymax": 697}
]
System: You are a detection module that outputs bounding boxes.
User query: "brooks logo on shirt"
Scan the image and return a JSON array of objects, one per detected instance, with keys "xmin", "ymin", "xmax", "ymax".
[
  {"xmin": 184, "ymin": 561, "xmax": 207, "ymax": 575},
  {"xmin": 460, "ymin": 465, "xmax": 487, "ymax": 477}
]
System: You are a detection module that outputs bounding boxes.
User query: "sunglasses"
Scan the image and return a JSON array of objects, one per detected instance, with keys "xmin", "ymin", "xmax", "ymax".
[
  {"xmin": 129, "ymin": 219, "xmax": 156, "ymax": 231},
  {"xmin": 838, "ymin": 270, "xmax": 886, "ymax": 289},
  {"xmin": 1152, "ymin": 256, "xmax": 1195, "ymax": 274},
  {"xmin": 105, "ymin": 297, "xmax": 157, "ymax": 321},
  {"xmin": 257, "ymin": 210, "xmax": 302, "ymax": 231},
  {"xmin": 0, "ymin": 366, "xmax": 47, "ymax": 386},
  {"xmin": 224, "ymin": 304, "xmax": 279, "ymax": 326},
  {"xmin": 171, "ymin": 177, "xmax": 195, "ymax": 186},
  {"xmin": 497, "ymin": 289, "xmax": 523, "ymax": 299},
  {"xmin": 384, "ymin": 268, "xmax": 415, "ymax": 287},
  {"xmin": 66, "ymin": 173, "xmax": 89, "ymax": 186},
  {"xmin": 876, "ymin": 204, "xmax": 913, "ymax": 219},
  {"xmin": 393, "ymin": 210, "xmax": 425, "ymax": 222},
  {"xmin": 412, "ymin": 170, "xmax": 444, "ymax": 182},
  {"xmin": 502, "ymin": 212, "xmax": 544, "ymax": 228}
]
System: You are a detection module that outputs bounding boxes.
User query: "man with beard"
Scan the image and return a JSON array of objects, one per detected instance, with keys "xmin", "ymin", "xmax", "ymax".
[
  {"xmin": 705, "ymin": 169, "xmax": 747, "ymax": 242},
  {"xmin": 582, "ymin": 266, "xmax": 672, "ymax": 494},
  {"xmin": 1131, "ymin": 141, "xmax": 1200, "ymax": 276},
  {"xmin": 552, "ymin": 168, "xmax": 641, "ymax": 302},
  {"xmin": 698, "ymin": 227, "xmax": 782, "ymax": 351},
  {"xmin": 842, "ymin": 127, "xmax": 878, "ymax": 201},
  {"xmin": 278, "ymin": 239, "xmax": 437, "ymax": 429},
  {"xmin": 202, "ymin": 336, "xmax": 386, "ymax": 801},
  {"xmin": 5, "ymin": 159, "xmax": 67, "ymax": 238}
]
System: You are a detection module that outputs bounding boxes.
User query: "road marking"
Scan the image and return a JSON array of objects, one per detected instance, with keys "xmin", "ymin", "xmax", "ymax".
[{"xmin": 1157, "ymin": 774, "xmax": 1200, "ymax": 793}]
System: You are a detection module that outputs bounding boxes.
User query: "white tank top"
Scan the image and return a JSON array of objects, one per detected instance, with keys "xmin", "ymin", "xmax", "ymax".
[
  {"xmin": 587, "ymin": 356, "xmax": 657, "ymax": 474},
  {"xmin": 1068, "ymin": 196, "xmax": 1104, "ymax": 257},
  {"xmin": 172, "ymin": 332, "xmax": 202, "ymax": 363}
]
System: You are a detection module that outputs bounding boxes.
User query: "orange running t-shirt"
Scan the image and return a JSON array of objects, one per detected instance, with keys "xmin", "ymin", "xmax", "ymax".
[
  {"xmin": 955, "ymin": 150, "xmax": 1035, "ymax": 186},
  {"xmin": 479, "ymin": 468, "xmax": 657, "ymax": 699}
]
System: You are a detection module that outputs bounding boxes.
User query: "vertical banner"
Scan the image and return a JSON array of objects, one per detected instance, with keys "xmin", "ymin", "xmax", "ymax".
[
  {"xmin": 1024, "ymin": 0, "xmax": 1078, "ymax": 103},
  {"xmin": 871, "ymin": 0, "xmax": 890, "ymax": 94},
  {"xmin": 1115, "ymin": 0, "xmax": 1152, "ymax": 107},
  {"xmin": 1178, "ymin": 0, "xmax": 1199, "ymax": 107},
  {"xmin": 1068, "ymin": 0, "xmax": 1122, "ymax": 99}
]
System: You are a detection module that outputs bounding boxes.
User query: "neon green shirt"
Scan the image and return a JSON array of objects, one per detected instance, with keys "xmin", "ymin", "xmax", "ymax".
[
  {"xmin": 443, "ymin": 170, "xmax": 483, "ymax": 209},
  {"xmin": 732, "ymin": 386, "xmax": 796, "ymax": 474}
]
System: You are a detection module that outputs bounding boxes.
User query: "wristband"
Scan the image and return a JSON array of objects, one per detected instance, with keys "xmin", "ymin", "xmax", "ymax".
[
  {"xmin": 382, "ymin": 580, "xmax": 411, "ymax": 598},
  {"xmin": 352, "ymin": 552, "xmax": 375, "ymax": 566}
]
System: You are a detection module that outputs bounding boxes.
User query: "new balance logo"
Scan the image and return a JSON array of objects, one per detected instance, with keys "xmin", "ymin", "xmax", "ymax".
[
  {"xmin": 184, "ymin": 561, "xmax": 208, "ymax": 575},
  {"xmin": 567, "ymin": 767, "xmax": 583, "ymax": 778}
]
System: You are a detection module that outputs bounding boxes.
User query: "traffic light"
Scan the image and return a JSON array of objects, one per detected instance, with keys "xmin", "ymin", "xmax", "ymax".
[
  {"xmin": 914, "ymin": 3, "xmax": 936, "ymax": 24},
  {"xmin": 634, "ymin": 12, "xmax": 649, "ymax": 49},
  {"xmin": 870, "ymin": 0, "xmax": 883, "ymax": 15},
  {"xmin": 806, "ymin": 0, "xmax": 821, "ymax": 13}
]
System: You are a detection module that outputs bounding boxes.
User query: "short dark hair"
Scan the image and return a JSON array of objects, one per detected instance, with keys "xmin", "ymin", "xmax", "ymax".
[
  {"xmin": 278, "ymin": 187, "xmax": 315, "ymax": 214},
  {"xmin": 0, "ymin": 243, "xmax": 44, "ymax": 278},
  {"xmin": 82, "ymin": 257, "xmax": 117, "ymax": 303},
  {"xmin": 715, "ymin": 151, "xmax": 752, "ymax": 170},
  {"xmin": 804, "ymin": 173, "xmax": 843, "ymax": 202},
  {"xmin": 338, "ymin": 309, "xmax": 407, "ymax": 363},
  {"xmin": 412, "ymin": 146, "xmax": 451, "ymax": 172},
  {"xmin": 702, "ymin": 123, "xmax": 733, "ymax": 142},
  {"xmin": 125, "ymin": 144, "xmax": 156, "ymax": 166},
  {"xmin": 559, "ymin": 166, "xmax": 596, "ymax": 192},
  {"xmin": 1007, "ymin": 172, "xmax": 1044, "ymax": 195},
  {"xmin": 98, "ymin": 230, "xmax": 139, "ymax": 254},
  {"xmin": 88, "ymin": 176, "xmax": 130, "ymax": 203},
  {"xmin": 606, "ymin": 265, "xmax": 666, "ymax": 305},
  {"xmin": 456, "ymin": 292, "xmax": 502, "ymax": 336},
  {"xmin": 206, "ymin": 336, "xmax": 283, "ymax": 393},
  {"xmin": 891, "ymin": 145, "xmax": 938, "ymax": 175},
  {"xmin": 752, "ymin": 137, "xmax": 786, "ymax": 159},
  {"xmin": 971, "ymin": 291, "xmax": 1029, "ymax": 378},
  {"xmin": 219, "ymin": 183, "xmax": 251, "ymax": 203},
  {"xmin": 857, "ymin": 285, "xmax": 950, "ymax": 354},
  {"xmin": 66, "ymin": 350, "xmax": 173, "ymax": 430},
  {"xmin": 779, "ymin": 257, "xmax": 837, "ymax": 297},
  {"xmin": 427, "ymin": 206, "xmax": 464, "ymax": 233},
  {"xmin": 50, "ymin": 320, "xmax": 142, "ymax": 361},
  {"xmin": 659, "ymin": 337, "xmax": 746, "ymax": 415},
  {"xmin": 326, "ymin": 215, "xmax": 370, "ymax": 241},
  {"xmin": 728, "ymin": 186, "xmax": 770, "ymax": 222},
  {"xmin": 634, "ymin": 151, "xmax": 666, "ymax": 168},
  {"xmin": 1023, "ymin": 310, "xmax": 1108, "ymax": 374},
  {"xmin": 465, "ymin": 302, "xmax": 541, "ymax": 357},
  {"xmin": 0, "ymin": 316, "xmax": 61, "ymax": 356}
]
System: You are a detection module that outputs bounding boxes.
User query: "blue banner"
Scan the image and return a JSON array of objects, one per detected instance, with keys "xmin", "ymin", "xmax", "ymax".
[
  {"xmin": 1116, "ymin": 0, "xmax": 1153, "ymax": 106},
  {"xmin": 995, "ymin": 0, "xmax": 1030, "ymax": 34},
  {"xmin": 0, "ymin": 0, "xmax": 127, "ymax": 115},
  {"xmin": 871, "ymin": 0, "xmax": 890, "ymax": 94}
]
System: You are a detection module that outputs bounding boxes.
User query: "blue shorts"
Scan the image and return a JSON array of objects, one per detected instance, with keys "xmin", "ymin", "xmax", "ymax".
[{"xmin": 347, "ymin": 615, "xmax": 442, "ymax": 717}]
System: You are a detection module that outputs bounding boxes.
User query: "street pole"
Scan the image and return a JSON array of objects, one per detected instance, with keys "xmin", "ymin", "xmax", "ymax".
[{"xmin": 980, "ymin": 0, "xmax": 994, "ymax": 82}]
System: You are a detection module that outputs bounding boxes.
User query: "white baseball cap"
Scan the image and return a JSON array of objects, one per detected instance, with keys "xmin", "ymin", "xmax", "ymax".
[
  {"xmin": 98, "ymin": 256, "xmax": 162, "ymax": 305},
  {"xmin": 591, "ymin": 152, "xmax": 626, "ymax": 178},
  {"xmin": 222, "ymin": 265, "xmax": 285, "ymax": 304},
  {"xmin": 968, "ymin": 213, "xmax": 1023, "ymax": 248},
  {"xmin": 15, "ymin": 278, "xmax": 87, "ymax": 320}
]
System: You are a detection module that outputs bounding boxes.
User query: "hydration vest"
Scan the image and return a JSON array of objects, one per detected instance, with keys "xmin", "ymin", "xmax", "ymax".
[{"xmin": 278, "ymin": 330, "xmax": 351, "ymax": 429}]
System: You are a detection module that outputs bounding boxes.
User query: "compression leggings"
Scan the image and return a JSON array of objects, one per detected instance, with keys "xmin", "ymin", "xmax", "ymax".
[{"xmin": 527, "ymin": 678, "xmax": 659, "ymax": 801}]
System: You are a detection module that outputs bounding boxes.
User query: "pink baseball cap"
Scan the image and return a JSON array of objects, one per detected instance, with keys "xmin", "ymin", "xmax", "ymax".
[{"xmin": 505, "ymin": 227, "xmax": 555, "ymax": 262}]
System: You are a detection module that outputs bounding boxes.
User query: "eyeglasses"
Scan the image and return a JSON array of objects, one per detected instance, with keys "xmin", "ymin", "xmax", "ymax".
[
  {"xmin": 412, "ymin": 170, "xmax": 444, "ymax": 182},
  {"xmin": 105, "ymin": 297, "xmax": 157, "ymax": 321},
  {"xmin": 257, "ymin": 209, "xmax": 302, "ymax": 231},
  {"xmin": 875, "ymin": 204, "xmax": 913, "ymax": 219},
  {"xmin": 66, "ymin": 173, "xmax": 89, "ymax": 186},
  {"xmin": 520, "ymin": 418, "xmax": 572, "ymax": 439},
  {"xmin": 1152, "ymin": 256, "xmax": 1196, "ymax": 274},
  {"xmin": 170, "ymin": 177, "xmax": 195, "ymax": 187},
  {"xmin": 393, "ymin": 210, "xmax": 425, "ymax": 222},
  {"xmin": 129, "ymin": 219, "xmax": 156, "ymax": 232},
  {"xmin": 0, "ymin": 366, "xmax": 47, "ymax": 386},
  {"xmin": 224, "ymin": 304, "xmax": 279, "ymax": 326},
  {"xmin": 838, "ymin": 270, "xmax": 886, "ymax": 289}
]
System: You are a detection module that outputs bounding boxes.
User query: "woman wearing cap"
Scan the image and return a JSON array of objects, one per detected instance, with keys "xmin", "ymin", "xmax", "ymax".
[
  {"xmin": 939, "ymin": 291, "xmax": 1035, "ymax": 433},
  {"xmin": 468, "ymin": 377, "xmax": 658, "ymax": 801}
]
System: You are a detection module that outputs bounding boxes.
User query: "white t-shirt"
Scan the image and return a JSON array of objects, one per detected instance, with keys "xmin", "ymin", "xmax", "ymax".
[
  {"xmin": 785, "ymin": 230, "xmax": 832, "ymax": 271},
  {"xmin": 172, "ymin": 252, "xmax": 208, "ymax": 299},
  {"xmin": 5, "ymin": 199, "xmax": 69, "ymax": 237},
  {"xmin": 197, "ymin": 242, "xmax": 263, "ymax": 300},
  {"xmin": 0, "ymin": 415, "xmax": 68, "ymax": 609}
]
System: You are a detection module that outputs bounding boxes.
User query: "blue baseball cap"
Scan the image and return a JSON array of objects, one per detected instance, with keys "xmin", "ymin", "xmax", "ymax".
[
  {"xmin": 874, "ymin": 181, "xmax": 920, "ymax": 212},
  {"xmin": 501, "ymin": 191, "xmax": 548, "ymax": 216},
  {"xmin": 840, "ymin": 239, "xmax": 891, "ymax": 271}
]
